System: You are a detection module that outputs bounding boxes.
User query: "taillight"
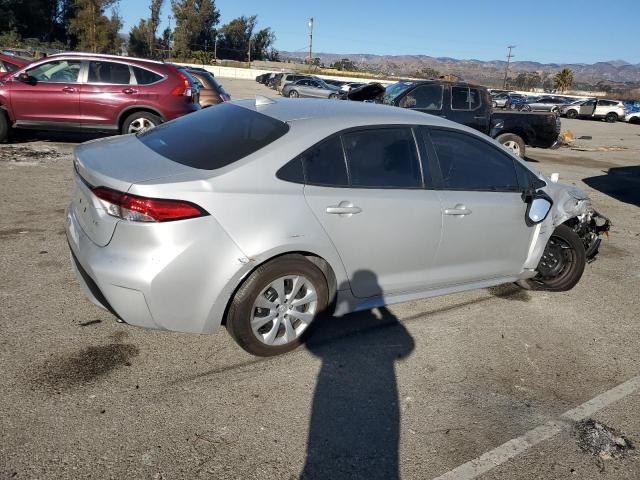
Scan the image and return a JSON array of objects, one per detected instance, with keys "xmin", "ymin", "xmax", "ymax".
[
  {"xmin": 171, "ymin": 71, "xmax": 193, "ymax": 97},
  {"xmin": 92, "ymin": 187, "xmax": 208, "ymax": 222}
]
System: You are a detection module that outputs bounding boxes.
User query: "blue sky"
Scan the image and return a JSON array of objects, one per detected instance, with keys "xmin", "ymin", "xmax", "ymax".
[{"xmin": 118, "ymin": 0, "xmax": 640, "ymax": 64}]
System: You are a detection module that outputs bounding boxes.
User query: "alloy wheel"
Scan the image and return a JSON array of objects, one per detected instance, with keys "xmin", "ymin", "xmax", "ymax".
[
  {"xmin": 127, "ymin": 117, "xmax": 156, "ymax": 134},
  {"xmin": 251, "ymin": 275, "xmax": 318, "ymax": 346},
  {"xmin": 503, "ymin": 140, "xmax": 521, "ymax": 156}
]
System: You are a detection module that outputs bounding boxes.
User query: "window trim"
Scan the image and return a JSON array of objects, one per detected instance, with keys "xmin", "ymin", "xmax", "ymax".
[
  {"xmin": 450, "ymin": 86, "xmax": 482, "ymax": 112},
  {"xmin": 425, "ymin": 126, "xmax": 526, "ymax": 193}
]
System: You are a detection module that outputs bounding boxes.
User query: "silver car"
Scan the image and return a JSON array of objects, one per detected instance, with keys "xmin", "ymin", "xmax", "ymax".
[
  {"xmin": 282, "ymin": 78, "xmax": 341, "ymax": 99},
  {"xmin": 65, "ymin": 98, "xmax": 610, "ymax": 356},
  {"xmin": 519, "ymin": 96, "xmax": 569, "ymax": 112}
]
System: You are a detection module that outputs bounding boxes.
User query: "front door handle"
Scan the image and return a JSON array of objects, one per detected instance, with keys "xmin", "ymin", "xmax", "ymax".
[
  {"xmin": 122, "ymin": 88, "xmax": 137, "ymax": 94},
  {"xmin": 326, "ymin": 201, "xmax": 362, "ymax": 216},
  {"xmin": 61, "ymin": 86, "xmax": 75, "ymax": 93},
  {"xmin": 444, "ymin": 204, "xmax": 472, "ymax": 216}
]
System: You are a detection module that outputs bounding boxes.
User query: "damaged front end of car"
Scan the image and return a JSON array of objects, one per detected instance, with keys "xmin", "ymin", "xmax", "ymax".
[{"xmin": 553, "ymin": 187, "xmax": 611, "ymax": 263}]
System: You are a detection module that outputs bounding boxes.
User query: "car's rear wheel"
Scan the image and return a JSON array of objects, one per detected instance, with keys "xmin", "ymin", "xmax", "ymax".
[
  {"xmin": 605, "ymin": 112, "xmax": 618, "ymax": 123},
  {"xmin": 226, "ymin": 255, "xmax": 329, "ymax": 356},
  {"xmin": 496, "ymin": 133, "xmax": 526, "ymax": 158},
  {"xmin": 121, "ymin": 112, "xmax": 162, "ymax": 135},
  {"xmin": 519, "ymin": 225, "xmax": 586, "ymax": 292},
  {"xmin": 0, "ymin": 111, "xmax": 9, "ymax": 143},
  {"xmin": 288, "ymin": 90, "xmax": 299, "ymax": 98},
  {"xmin": 566, "ymin": 109, "xmax": 578, "ymax": 119}
]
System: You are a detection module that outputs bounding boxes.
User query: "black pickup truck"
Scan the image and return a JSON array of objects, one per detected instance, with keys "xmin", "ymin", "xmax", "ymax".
[{"xmin": 347, "ymin": 80, "xmax": 561, "ymax": 158}]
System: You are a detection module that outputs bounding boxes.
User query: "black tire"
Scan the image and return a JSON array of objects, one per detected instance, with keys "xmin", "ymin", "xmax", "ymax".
[
  {"xmin": 520, "ymin": 224, "xmax": 586, "ymax": 292},
  {"xmin": 566, "ymin": 109, "xmax": 578, "ymax": 119},
  {"xmin": 226, "ymin": 255, "xmax": 329, "ymax": 357},
  {"xmin": 0, "ymin": 110, "xmax": 9, "ymax": 143},
  {"xmin": 329, "ymin": 93, "xmax": 339, "ymax": 100},
  {"xmin": 496, "ymin": 133, "xmax": 526, "ymax": 158},
  {"xmin": 521, "ymin": 104, "xmax": 532, "ymax": 112},
  {"xmin": 288, "ymin": 90, "xmax": 299, "ymax": 98},
  {"xmin": 605, "ymin": 112, "xmax": 618, "ymax": 123},
  {"xmin": 121, "ymin": 111, "xmax": 162, "ymax": 135}
]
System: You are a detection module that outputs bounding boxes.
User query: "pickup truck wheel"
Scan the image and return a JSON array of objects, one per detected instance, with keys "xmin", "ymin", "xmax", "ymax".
[
  {"xmin": 519, "ymin": 224, "xmax": 586, "ymax": 292},
  {"xmin": 605, "ymin": 112, "xmax": 618, "ymax": 123},
  {"xmin": 566, "ymin": 109, "xmax": 578, "ymax": 119},
  {"xmin": 0, "ymin": 110, "xmax": 9, "ymax": 143},
  {"xmin": 496, "ymin": 133, "xmax": 526, "ymax": 158}
]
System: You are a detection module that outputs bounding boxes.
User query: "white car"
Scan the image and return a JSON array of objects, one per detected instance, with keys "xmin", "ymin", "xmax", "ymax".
[
  {"xmin": 560, "ymin": 99, "xmax": 626, "ymax": 123},
  {"xmin": 625, "ymin": 112, "xmax": 640, "ymax": 124}
]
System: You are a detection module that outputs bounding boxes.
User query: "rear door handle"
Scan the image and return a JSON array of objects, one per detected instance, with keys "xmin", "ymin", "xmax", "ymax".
[
  {"xmin": 444, "ymin": 204, "xmax": 472, "ymax": 216},
  {"xmin": 326, "ymin": 201, "xmax": 362, "ymax": 216},
  {"xmin": 122, "ymin": 88, "xmax": 137, "ymax": 94},
  {"xmin": 62, "ymin": 86, "xmax": 75, "ymax": 93}
]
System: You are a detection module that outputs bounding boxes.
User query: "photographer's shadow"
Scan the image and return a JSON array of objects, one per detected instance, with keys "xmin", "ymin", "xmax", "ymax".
[{"xmin": 301, "ymin": 270, "xmax": 415, "ymax": 480}]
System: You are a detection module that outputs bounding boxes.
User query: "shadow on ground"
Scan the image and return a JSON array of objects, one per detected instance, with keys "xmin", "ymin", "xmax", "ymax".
[{"xmin": 583, "ymin": 166, "xmax": 640, "ymax": 207}]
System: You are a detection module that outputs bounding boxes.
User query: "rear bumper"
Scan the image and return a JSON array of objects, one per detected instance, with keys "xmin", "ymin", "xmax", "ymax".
[{"xmin": 65, "ymin": 205, "xmax": 248, "ymax": 334}]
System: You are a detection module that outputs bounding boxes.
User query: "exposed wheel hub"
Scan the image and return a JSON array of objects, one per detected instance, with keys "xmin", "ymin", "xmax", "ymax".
[{"xmin": 538, "ymin": 238, "xmax": 569, "ymax": 277}]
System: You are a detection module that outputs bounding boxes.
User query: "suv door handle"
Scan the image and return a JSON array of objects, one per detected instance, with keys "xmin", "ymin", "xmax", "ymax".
[
  {"xmin": 61, "ymin": 86, "xmax": 75, "ymax": 93},
  {"xmin": 473, "ymin": 115, "xmax": 485, "ymax": 120},
  {"xmin": 444, "ymin": 205, "xmax": 472, "ymax": 216},
  {"xmin": 122, "ymin": 88, "xmax": 137, "ymax": 94},
  {"xmin": 326, "ymin": 201, "xmax": 362, "ymax": 216}
]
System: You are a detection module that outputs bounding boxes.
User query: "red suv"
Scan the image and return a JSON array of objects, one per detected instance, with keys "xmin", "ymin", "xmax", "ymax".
[{"xmin": 0, "ymin": 52, "xmax": 200, "ymax": 142}]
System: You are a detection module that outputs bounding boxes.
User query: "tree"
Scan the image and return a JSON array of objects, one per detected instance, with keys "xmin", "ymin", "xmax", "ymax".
[
  {"xmin": 513, "ymin": 71, "xmax": 541, "ymax": 91},
  {"xmin": 215, "ymin": 15, "xmax": 275, "ymax": 62},
  {"xmin": 171, "ymin": 0, "xmax": 220, "ymax": 58},
  {"xmin": 148, "ymin": 0, "xmax": 163, "ymax": 57},
  {"xmin": 554, "ymin": 68, "xmax": 574, "ymax": 93},
  {"xmin": 129, "ymin": 19, "xmax": 150, "ymax": 57},
  {"xmin": 413, "ymin": 67, "xmax": 440, "ymax": 79},
  {"xmin": 69, "ymin": 0, "xmax": 122, "ymax": 53}
]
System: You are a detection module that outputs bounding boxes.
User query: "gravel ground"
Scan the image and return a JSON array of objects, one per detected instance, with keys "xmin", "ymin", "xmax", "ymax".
[{"xmin": 0, "ymin": 78, "xmax": 639, "ymax": 479}]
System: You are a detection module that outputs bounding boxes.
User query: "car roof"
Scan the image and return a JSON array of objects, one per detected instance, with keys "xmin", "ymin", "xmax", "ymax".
[
  {"xmin": 48, "ymin": 51, "xmax": 166, "ymax": 66},
  {"xmin": 234, "ymin": 97, "xmax": 459, "ymax": 130}
]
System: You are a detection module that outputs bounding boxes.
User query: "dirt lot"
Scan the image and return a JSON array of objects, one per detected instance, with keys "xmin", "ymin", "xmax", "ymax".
[{"xmin": 1, "ymin": 78, "xmax": 639, "ymax": 480}]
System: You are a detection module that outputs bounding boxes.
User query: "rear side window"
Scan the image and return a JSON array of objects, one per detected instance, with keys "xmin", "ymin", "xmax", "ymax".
[
  {"xmin": 88, "ymin": 61, "xmax": 132, "ymax": 84},
  {"xmin": 302, "ymin": 136, "xmax": 349, "ymax": 186},
  {"xmin": 430, "ymin": 129, "xmax": 519, "ymax": 191},
  {"xmin": 138, "ymin": 103, "xmax": 289, "ymax": 170},
  {"xmin": 342, "ymin": 128, "xmax": 422, "ymax": 188},
  {"xmin": 133, "ymin": 66, "xmax": 163, "ymax": 85},
  {"xmin": 451, "ymin": 86, "xmax": 481, "ymax": 110}
]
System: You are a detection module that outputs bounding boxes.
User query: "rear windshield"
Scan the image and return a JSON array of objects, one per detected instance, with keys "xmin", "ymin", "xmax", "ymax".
[{"xmin": 137, "ymin": 103, "xmax": 289, "ymax": 170}]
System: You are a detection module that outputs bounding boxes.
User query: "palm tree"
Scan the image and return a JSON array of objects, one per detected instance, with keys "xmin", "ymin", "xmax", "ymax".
[{"xmin": 554, "ymin": 68, "xmax": 574, "ymax": 93}]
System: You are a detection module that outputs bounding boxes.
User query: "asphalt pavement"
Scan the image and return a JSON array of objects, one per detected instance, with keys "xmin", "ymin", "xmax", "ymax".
[{"xmin": 0, "ymin": 78, "xmax": 639, "ymax": 479}]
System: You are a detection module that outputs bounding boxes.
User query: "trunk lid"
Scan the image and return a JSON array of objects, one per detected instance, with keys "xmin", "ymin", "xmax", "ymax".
[{"xmin": 72, "ymin": 134, "xmax": 197, "ymax": 246}]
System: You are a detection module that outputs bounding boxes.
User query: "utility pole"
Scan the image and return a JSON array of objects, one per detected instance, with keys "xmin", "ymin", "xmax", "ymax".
[
  {"xmin": 214, "ymin": 32, "xmax": 217, "ymax": 62},
  {"xmin": 248, "ymin": 38, "xmax": 251, "ymax": 64},
  {"xmin": 503, "ymin": 45, "xmax": 515, "ymax": 89},
  {"xmin": 308, "ymin": 17, "xmax": 314, "ymax": 66},
  {"xmin": 167, "ymin": 15, "xmax": 173, "ymax": 61}
]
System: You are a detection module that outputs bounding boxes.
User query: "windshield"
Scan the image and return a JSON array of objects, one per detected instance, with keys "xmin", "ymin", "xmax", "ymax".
[{"xmin": 383, "ymin": 82, "xmax": 412, "ymax": 104}]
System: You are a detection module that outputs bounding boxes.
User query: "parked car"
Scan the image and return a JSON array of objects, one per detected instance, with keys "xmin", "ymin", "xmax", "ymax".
[
  {"xmin": 268, "ymin": 73, "xmax": 285, "ymax": 89},
  {"xmin": 625, "ymin": 112, "xmax": 640, "ymax": 124},
  {"xmin": 340, "ymin": 82, "xmax": 366, "ymax": 94},
  {"xmin": 0, "ymin": 53, "xmax": 29, "ymax": 78},
  {"xmin": 0, "ymin": 52, "xmax": 200, "ymax": 142},
  {"xmin": 491, "ymin": 92, "xmax": 512, "ymax": 109},
  {"xmin": 65, "ymin": 97, "xmax": 610, "ymax": 356},
  {"xmin": 507, "ymin": 93, "xmax": 528, "ymax": 109},
  {"xmin": 351, "ymin": 80, "xmax": 561, "ymax": 158},
  {"xmin": 255, "ymin": 73, "xmax": 271, "ymax": 83},
  {"xmin": 518, "ymin": 96, "xmax": 569, "ymax": 113},
  {"xmin": 282, "ymin": 78, "xmax": 341, "ymax": 99},
  {"xmin": 560, "ymin": 98, "xmax": 626, "ymax": 123},
  {"xmin": 186, "ymin": 67, "xmax": 230, "ymax": 107},
  {"xmin": 276, "ymin": 73, "xmax": 311, "ymax": 93},
  {"xmin": 322, "ymin": 79, "xmax": 347, "ymax": 89},
  {"xmin": 0, "ymin": 47, "xmax": 36, "ymax": 60}
]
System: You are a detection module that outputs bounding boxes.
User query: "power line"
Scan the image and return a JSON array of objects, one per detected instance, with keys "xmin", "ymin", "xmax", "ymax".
[{"xmin": 503, "ymin": 45, "xmax": 515, "ymax": 89}]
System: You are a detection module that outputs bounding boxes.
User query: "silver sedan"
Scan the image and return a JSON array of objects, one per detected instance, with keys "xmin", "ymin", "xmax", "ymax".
[
  {"xmin": 282, "ymin": 78, "xmax": 341, "ymax": 99},
  {"xmin": 66, "ymin": 97, "xmax": 610, "ymax": 356}
]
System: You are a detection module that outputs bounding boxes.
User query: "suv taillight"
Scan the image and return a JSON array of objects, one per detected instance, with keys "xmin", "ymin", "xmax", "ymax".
[
  {"xmin": 92, "ymin": 187, "xmax": 208, "ymax": 222},
  {"xmin": 171, "ymin": 71, "xmax": 193, "ymax": 97}
]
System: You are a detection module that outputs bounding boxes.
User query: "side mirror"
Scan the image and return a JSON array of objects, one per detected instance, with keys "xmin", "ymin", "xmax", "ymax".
[
  {"xmin": 525, "ymin": 195, "xmax": 552, "ymax": 226},
  {"xmin": 16, "ymin": 72, "xmax": 31, "ymax": 83}
]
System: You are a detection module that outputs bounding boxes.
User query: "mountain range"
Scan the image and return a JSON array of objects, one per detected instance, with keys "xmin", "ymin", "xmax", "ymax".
[{"xmin": 281, "ymin": 51, "xmax": 640, "ymax": 85}]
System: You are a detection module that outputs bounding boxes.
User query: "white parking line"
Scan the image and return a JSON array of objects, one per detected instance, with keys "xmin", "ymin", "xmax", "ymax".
[{"xmin": 433, "ymin": 375, "xmax": 640, "ymax": 480}]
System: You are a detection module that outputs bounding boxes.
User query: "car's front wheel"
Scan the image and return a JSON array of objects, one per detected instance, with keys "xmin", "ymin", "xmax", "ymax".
[
  {"xmin": 288, "ymin": 90, "xmax": 299, "ymax": 98},
  {"xmin": 521, "ymin": 104, "xmax": 532, "ymax": 112},
  {"xmin": 122, "ymin": 111, "xmax": 162, "ymax": 135},
  {"xmin": 226, "ymin": 255, "xmax": 329, "ymax": 356},
  {"xmin": 566, "ymin": 109, "xmax": 578, "ymax": 119},
  {"xmin": 519, "ymin": 224, "xmax": 586, "ymax": 291}
]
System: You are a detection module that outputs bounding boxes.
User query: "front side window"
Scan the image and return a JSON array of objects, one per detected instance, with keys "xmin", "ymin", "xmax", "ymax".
[
  {"xmin": 88, "ymin": 61, "xmax": 132, "ymax": 84},
  {"xmin": 302, "ymin": 136, "xmax": 348, "ymax": 187},
  {"xmin": 399, "ymin": 84, "xmax": 443, "ymax": 110},
  {"xmin": 342, "ymin": 128, "xmax": 422, "ymax": 188},
  {"xmin": 430, "ymin": 129, "xmax": 519, "ymax": 191},
  {"xmin": 27, "ymin": 60, "xmax": 81, "ymax": 83}
]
